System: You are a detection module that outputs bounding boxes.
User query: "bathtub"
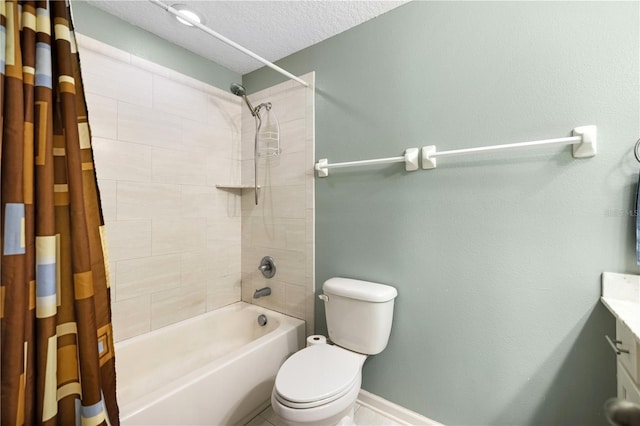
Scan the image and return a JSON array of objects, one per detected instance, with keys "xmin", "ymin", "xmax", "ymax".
[{"xmin": 115, "ymin": 301, "xmax": 306, "ymax": 425}]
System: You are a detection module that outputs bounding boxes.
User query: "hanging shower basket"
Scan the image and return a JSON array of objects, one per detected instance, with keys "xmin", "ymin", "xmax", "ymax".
[{"xmin": 257, "ymin": 107, "xmax": 281, "ymax": 157}]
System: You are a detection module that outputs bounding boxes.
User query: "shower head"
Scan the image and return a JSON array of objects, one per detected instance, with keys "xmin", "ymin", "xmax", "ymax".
[
  {"xmin": 230, "ymin": 83, "xmax": 257, "ymax": 116},
  {"xmin": 230, "ymin": 83, "xmax": 246, "ymax": 97}
]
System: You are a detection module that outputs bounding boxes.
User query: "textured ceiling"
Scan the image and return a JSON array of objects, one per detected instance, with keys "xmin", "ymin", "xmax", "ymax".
[{"xmin": 83, "ymin": 0, "xmax": 408, "ymax": 75}]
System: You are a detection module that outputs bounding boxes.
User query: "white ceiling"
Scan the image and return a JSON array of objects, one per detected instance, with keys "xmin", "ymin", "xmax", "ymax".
[{"xmin": 83, "ymin": 0, "xmax": 409, "ymax": 75}]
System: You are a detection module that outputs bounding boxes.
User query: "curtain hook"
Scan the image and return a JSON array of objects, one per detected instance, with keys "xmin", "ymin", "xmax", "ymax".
[{"xmin": 635, "ymin": 138, "xmax": 640, "ymax": 163}]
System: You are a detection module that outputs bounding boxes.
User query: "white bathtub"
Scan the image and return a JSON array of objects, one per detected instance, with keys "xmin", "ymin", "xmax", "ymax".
[{"xmin": 115, "ymin": 301, "xmax": 306, "ymax": 425}]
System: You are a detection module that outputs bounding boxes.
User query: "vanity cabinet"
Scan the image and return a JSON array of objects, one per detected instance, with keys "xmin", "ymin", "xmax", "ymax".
[
  {"xmin": 601, "ymin": 272, "xmax": 640, "ymax": 405},
  {"xmin": 612, "ymin": 320, "xmax": 640, "ymax": 403}
]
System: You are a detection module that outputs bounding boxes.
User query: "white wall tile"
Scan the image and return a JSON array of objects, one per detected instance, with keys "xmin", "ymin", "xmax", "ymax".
[
  {"xmin": 278, "ymin": 118, "xmax": 306, "ymax": 155},
  {"xmin": 207, "ymin": 154, "xmax": 241, "ymax": 186},
  {"xmin": 151, "ymin": 283, "xmax": 207, "ymax": 329},
  {"xmin": 242, "ymin": 217, "xmax": 286, "ymax": 250},
  {"xmin": 181, "ymin": 250, "xmax": 211, "ymax": 287},
  {"xmin": 116, "ymin": 254, "xmax": 181, "ymax": 301},
  {"xmin": 207, "ymin": 217, "xmax": 241, "ymax": 244},
  {"xmin": 263, "ymin": 151, "xmax": 308, "ymax": 187},
  {"xmin": 181, "ymin": 118, "xmax": 231, "ymax": 156},
  {"xmin": 241, "ymin": 159, "xmax": 254, "ymax": 186},
  {"xmin": 130, "ymin": 55, "xmax": 207, "ymax": 95},
  {"xmin": 207, "ymin": 241, "xmax": 242, "ymax": 277},
  {"xmin": 83, "ymin": 38, "xmax": 318, "ymax": 338},
  {"xmin": 305, "ymin": 291, "xmax": 315, "ymax": 337},
  {"xmin": 151, "ymin": 218, "xmax": 184, "ymax": 256},
  {"xmin": 212, "ymin": 188, "xmax": 243, "ymax": 218},
  {"xmin": 104, "ymin": 220, "xmax": 151, "ymax": 261},
  {"xmin": 272, "ymin": 249, "xmax": 306, "ymax": 285},
  {"xmin": 85, "ymin": 93, "xmax": 117, "ymax": 140},
  {"xmin": 286, "ymin": 218, "xmax": 307, "ymax": 250},
  {"xmin": 116, "ymin": 181, "xmax": 181, "ymax": 220},
  {"xmin": 226, "ymin": 242, "xmax": 242, "ymax": 277},
  {"xmin": 117, "ymin": 101, "xmax": 182, "ymax": 149},
  {"xmin": 153, "ymin": 75, "xmax": 208, "ymax": 122},
  {"xmin": 242, "ymin": 185, "xmax": 306, "ymax": 219},
  {"xmin": 93, "ymin": 138, "xmax": 152, "ymax": 182},
  {"xmin": 240, "ymin": 81, "xmax": 314, "ymax": 328},
  {"xmin": 270, "ymin": 91, "xmax": 306, "ymax": 124},
  {"xmin": 207, "ymin": 273, "xmax": 242, "ymax": 311},
  {"xmin": 151, "ymin": 147, "xmax": 208, "ymax": 185},
  {"xmin": 285, "ymin": 284, "xmax": 307, "ymax": 319},
  {"xmin": 81, "ymin": 35, "xmax": 243, "ymax": 336},
  {"xmin": 81, "ymin": 49, "xmax": 152, "ymax": 107},
  {"xmin": 207, "ymin": 95, "xmax": 242, "ymax": 135},
  {"xmin": 181, "ymin": 185, "xmax": 240, "ymax": 219},
  {"xmin": 241, "ymin": 217, "xmax": 305, "ymax": 251},
  {"xmin": 152, "ymin": 218, "xmax": 207, "ymax": 255},
  {"xmin": 111, "ymin": 295, "xmax": 151, "ymax": 342}
]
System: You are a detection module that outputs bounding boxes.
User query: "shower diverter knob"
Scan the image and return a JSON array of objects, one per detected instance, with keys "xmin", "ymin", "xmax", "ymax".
[{"xmin": 258, "ymin": 256, "xmax": 276, "ymax": 279}]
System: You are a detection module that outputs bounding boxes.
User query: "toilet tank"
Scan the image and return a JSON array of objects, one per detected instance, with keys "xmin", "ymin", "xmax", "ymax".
[{"xmin": 322, "ymin": 278, "xmax": 398, "ymax": 355}]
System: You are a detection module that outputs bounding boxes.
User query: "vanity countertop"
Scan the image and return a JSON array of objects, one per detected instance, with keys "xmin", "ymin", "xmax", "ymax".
[{"xmin": 602, "ymin": 272, "xmax": 640, "ymax": 340}]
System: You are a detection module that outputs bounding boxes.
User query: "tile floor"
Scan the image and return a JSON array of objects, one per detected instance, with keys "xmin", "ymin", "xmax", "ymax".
[{"xmin": 245, "ymin": 403, "xmax": 401, "ymax": 426}]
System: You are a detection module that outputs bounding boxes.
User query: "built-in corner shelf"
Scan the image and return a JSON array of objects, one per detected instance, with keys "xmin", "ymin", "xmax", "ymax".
[{"xmin": 215, "ymin": 184, "xmax": 261, "ymax": 190}]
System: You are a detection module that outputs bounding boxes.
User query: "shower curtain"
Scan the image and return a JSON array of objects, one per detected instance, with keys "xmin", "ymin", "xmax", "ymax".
[{"xmin": 1, "ymin": 1, "xmax": 119, "ymax": 424}]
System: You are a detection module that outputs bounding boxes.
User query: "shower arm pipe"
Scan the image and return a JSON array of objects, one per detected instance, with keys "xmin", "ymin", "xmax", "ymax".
[
  {"xmin": 148, "ymin": 0, "xmax": 309, "ymax": 88},
  {"xmin": 421, "ymin": 125, "xmax": 597, "ymax": 169}
]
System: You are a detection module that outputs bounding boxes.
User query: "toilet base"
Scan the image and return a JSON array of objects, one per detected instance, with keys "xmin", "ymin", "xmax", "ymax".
[
  {"xmin": 335, "ymin": 408, "xmax": 356, "ymax": 426},
  {"xmin": 272, "ymin": 404, "xmax": 356, "ymax": 426}
]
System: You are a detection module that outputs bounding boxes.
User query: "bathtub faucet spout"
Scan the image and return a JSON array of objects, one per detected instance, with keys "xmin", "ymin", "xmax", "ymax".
[{"xmin": 253, "ymin": 287, "xmax": 271, "ymax": 299}]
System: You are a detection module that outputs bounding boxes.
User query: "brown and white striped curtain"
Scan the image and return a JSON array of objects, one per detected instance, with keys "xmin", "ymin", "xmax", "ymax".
[{"xmin": 1, "ymin": 1, "xmax": 119, "ymax": 424}]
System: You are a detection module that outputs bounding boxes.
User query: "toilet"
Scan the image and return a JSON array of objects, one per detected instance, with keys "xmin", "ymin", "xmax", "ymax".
[{"xmin": 271, "ymin": 277, "xmax": 398, "ymax": 426}]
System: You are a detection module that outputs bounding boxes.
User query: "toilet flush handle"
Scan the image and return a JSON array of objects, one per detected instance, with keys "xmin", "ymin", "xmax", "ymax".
[{"xmin": 318, "ymin": 294, "xmax": 329, "ymax": 302}]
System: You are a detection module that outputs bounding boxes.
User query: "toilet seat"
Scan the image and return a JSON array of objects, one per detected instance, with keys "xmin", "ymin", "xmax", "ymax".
[{"xmin": 274, "ymin": 345, "xmax": 363, "ymax": 409}]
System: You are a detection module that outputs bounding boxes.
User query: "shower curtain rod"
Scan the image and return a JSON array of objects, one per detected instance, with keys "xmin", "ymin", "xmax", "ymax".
[{"xmin": 148, "ymin": 0, "xmax": 309, "ymax": 88}]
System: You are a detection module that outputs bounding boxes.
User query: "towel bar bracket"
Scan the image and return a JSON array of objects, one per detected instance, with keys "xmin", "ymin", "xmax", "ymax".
[
  {"xmin": 316, "ymin": 148, "xmax": 418, "ymax": 178},
  {"xmin": 572, "ymin": 125, "xmax": 597, "ymax": 158},
  {"xmin": 316, "ymin": 159, "xmax": 329, "ymax": 177},
  {"xmin": 422, "ymin": 146, "xmax": 437, "ymax": 170}
]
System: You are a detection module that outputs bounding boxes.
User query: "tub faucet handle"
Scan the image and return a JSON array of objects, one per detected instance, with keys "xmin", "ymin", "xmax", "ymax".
[{"xmin": 258, "ymin": 256, "xmax": 276, "ymax": 279}]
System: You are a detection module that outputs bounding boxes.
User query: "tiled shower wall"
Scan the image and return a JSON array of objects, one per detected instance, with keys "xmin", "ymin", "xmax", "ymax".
[
  {"xmin": 78, "ymin": 35, "xmax": 244, "ymax": 342},
  {"xmin": 240, "ymin": 74, "xmax": 315, "ymax": 336},
  {"xmin": 78, "ymin": 34, "xmax": 315, "ymax": 341}
]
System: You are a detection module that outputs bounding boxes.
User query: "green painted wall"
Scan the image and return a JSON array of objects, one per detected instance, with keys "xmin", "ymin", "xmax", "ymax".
[
  {"xmin": 71, "ymin": 0, "xmax": 239, "ymax": 90},
  {"xmin": 244, "ymin": 2, "xmax": 639, "ymax": 424}
]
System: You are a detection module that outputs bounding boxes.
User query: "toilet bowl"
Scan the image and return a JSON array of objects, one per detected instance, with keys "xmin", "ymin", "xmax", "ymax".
[
  {"xmin": 271, "ymin": 344, "xmax": 366, "ymax": 426},
  {"xmin": 271, "ymin": 277, "xmax": 398, "ymax": 426}
]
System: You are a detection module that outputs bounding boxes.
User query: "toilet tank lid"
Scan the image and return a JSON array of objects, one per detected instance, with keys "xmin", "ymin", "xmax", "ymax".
[{"xmin": 323, "ymin": 278, "xmax": 398, "ymax": 302}]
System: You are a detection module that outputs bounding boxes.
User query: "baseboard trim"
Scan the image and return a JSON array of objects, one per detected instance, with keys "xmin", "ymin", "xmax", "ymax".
[{"xmin": 356, "ymin": 389, "xmax": 443, "ymax": 426}]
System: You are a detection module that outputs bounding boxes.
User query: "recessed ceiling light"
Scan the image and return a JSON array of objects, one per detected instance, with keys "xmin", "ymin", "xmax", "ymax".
[{"xmin": 171, "ymin": 4, "xmax": 204, "ymax": 27}]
